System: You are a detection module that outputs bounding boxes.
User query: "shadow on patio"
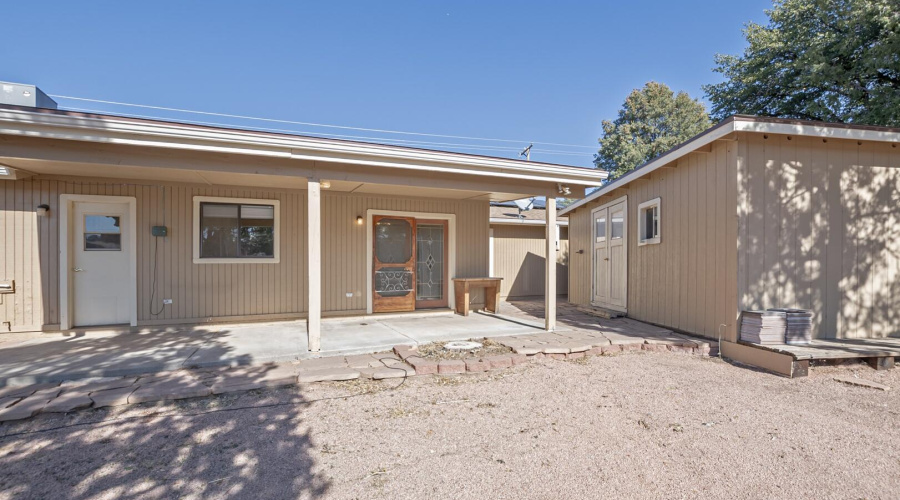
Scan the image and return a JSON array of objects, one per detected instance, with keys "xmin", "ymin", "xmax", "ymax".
[
  {"xmin": 0, "ymin": 387, "xmax": 330, "ymax": 498},
  {"xmin": 0, "ymin": 322, "xmax": 307, "ymax": 386}
]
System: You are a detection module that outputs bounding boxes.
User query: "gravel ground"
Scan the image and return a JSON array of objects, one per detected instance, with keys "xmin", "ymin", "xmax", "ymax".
[{"xmin": 0, "ymin": 351, "xmax": 897, "ymax": 500}]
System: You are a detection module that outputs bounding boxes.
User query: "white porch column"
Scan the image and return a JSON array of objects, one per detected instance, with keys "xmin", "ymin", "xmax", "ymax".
[
  {"xmin": 307, "ymin": 179, "xmax": 322, "ymax": 352},
  {"xmin": 545, "ymin": 197, "xmax": 557, "ymax": 331}
]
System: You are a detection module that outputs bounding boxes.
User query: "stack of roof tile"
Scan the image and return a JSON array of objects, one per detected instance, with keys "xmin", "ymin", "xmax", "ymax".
[
  {"xmin": 740, "ymin": 310, "xmax": 787, "ymax": 345},
  {"xmin": 768, "ymin": 308, "xmax": 813, "ymax": 345}
]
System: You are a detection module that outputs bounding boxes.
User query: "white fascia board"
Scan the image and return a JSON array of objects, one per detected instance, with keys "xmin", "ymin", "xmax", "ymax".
[
  {"xmin": 0, "ymin": 108, "xmax": 606, "ymax": 186},
  {"xmin": 489, "ymin": 217, "xmax": 568, "ymax": 226},
  {"xmin": 733, "ymin": 119, "xmax": 900, "ymax": 143},
  {"xmin": 559, "ymin": 120, "xmax": 737, "ymax": 216}
]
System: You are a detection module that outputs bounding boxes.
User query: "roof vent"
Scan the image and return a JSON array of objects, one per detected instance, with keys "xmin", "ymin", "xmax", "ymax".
[{"xmin": 0, "ymin": 81, "xmax": 57, "ymax": 109}]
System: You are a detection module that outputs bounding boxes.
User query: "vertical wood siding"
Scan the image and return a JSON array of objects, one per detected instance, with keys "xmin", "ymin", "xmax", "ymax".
[
  {"xmin": 0, "ymin": 177, "xmax": 489, "ymax": 330},
  {"xmin": 491, "ymin": 224, "xmax": 568, "ymax": 298},
  {"xmin": 737, "ymin": 135, "xmax": 900, "ymax": 339},
  {"xmin": 0, "ymin": 177, "xmax": 308, "ymax": 330},
  {"xmin": 568, "ymin": 140, "xmax": 738, "ymax": 340}
]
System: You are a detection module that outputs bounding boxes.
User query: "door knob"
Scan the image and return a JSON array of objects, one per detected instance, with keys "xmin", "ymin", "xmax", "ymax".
[{"xmin": 73, "ymin": 268, "xmax": 84, "ymax": 272}]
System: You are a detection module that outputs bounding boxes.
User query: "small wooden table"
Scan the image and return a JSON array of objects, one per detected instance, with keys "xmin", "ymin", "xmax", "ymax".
[{"xmin": 452, "ymin": 277, "xmax": 503, "ymax": 316}]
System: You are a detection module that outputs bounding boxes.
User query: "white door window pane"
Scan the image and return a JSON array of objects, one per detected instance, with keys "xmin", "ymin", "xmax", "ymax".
[
  {"xmin": 611, "ymin": 211, "xmax": 624, "ymax": 239},
  {"xmin": 595, "ymin": 217, "xmax": 606, "ymax": 242},
  {"xmin": 84, "ymin": 215, "xmax": 121, "ymax": 233}
]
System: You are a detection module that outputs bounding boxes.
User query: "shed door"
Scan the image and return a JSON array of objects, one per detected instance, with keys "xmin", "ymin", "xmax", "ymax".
[{"xmin": 591, "ymin": 199, "xmax": 627, "ymax": 310}]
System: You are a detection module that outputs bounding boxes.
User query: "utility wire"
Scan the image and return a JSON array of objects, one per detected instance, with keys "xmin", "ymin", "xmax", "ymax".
[
  {"xmin": 50, "ymin": 94, "xmax": 598, "ymax": 150},
  {"xmin": 62, "ymin": 106, "xmax": 592, "ymax": 159}
]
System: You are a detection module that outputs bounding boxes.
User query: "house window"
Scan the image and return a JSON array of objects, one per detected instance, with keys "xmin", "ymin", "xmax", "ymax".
[
  {"xmin": 638, "ymin": 197, "xmax": 660, "ymax": 246},
  {"xmin": 193, "ymin": 197, "xmax": 280, "ymax": 263}
]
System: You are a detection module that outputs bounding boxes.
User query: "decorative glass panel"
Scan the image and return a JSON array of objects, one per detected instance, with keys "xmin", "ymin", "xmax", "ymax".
[
  {"xmin": 375, "ymin": 218, "xmax": 412, "ymax": 264},
  {"xmin": 611, "ymin": 210, "xmax": 624, "ymax": 239},
  {"xmin": 416, "ymin": 224, "xmax": 444, "ymax": 301},
  {"xmin": 84, "ymin": 215, "xmax": 122, "ymax": 251},
  {"xmin": 375, "ymin": 267, "xmax": 413, "ymax": 297},
  {"xmin": 595, "ymin": 216, "xmax": 606, "ymax": 243}
]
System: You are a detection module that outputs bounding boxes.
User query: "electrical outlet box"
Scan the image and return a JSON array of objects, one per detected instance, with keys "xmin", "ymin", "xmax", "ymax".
[
  {"xmin": 151, "ymin": 226, "xmax": 168, "ymax": 237},
  {"xmin": 162, "ymin": 299, "xmax": 173, "ymax": 305},
  {"xmin": 0, "ymin": 280, "xmax": 14, "ymax": 294}
]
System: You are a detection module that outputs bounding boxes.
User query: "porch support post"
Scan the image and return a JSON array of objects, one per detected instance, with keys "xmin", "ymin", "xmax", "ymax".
[
  {"xmin": 545, "ymin": 197, "xmax": 557, "ymax": 331},
  {"xmin": 307, "ymin": 179, "xmax": 322, "ymax": 352}
]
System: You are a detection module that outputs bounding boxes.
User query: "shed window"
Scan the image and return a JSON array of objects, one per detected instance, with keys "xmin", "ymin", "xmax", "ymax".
[
  {"xmin": 638, "ymin": 198, "xmax": 660, "ymax": 246},
  {"xmin": 193, "ymin": 196, "xmax": 280, "ymax": 263}
]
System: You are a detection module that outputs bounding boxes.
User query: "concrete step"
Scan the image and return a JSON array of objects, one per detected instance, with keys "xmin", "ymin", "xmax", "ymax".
[{"xmin": 577, "ymin": 306, "xmax": 624, "ymax": 319}]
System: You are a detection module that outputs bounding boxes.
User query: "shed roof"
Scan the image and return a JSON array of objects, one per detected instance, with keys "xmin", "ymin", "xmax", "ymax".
[{"xmin": 560, "ymin": 115, "xmax": 900, "ymax": 216}]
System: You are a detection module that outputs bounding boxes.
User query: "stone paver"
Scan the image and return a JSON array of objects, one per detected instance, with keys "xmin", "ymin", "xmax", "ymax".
[
  {"xmin": 296, "ymin": 357, "xmax": 348, "ymax": 371},
  {"xmin": 209, "ymin": 364, "xmax": 300, "ymax": 394},
  {"xmin": 464, "ymin": 358, "xmax": 490, "ymax": 373},
  {"xmin": 406, "ymin": 356, "xmax": 438, "ymax": 375},
  {"xmin": 129, "ymin": 380, "xmax": 212, "ymax": 404},
  {"xmin": 0, "ymin": 383, "xmax": 58, "ymax": 399},
  {"xmin": 0, "ymin": 387, "xmax": 62, "ymax": 422},
  {"xmin": 344, "ymin": 354, "xmax": 383, "ymax": 369},
  {"xmin": 359, "ymin": 365, "xmax": 415, "ymax": 380},
  {"xmin": 43, "ymin": 391, "xmax": 94, "ymax": 413},
  {"xmin": 484, "ymin": 355, "xmax": 514, "ymax": 369},
  {"xmin": 297, "ymin": 368, "xmax": 360, "ymax": 383},
  {"xmin": 90, "ymin": 386, "xmax": 138, "ymax": 408},
  {"xmin": 64, "ymin": 377, "xmax": 139, "ymax": 394},
  {"xmin": 437, "ymin": 360, "xmax": 466, "ymax": 374}
]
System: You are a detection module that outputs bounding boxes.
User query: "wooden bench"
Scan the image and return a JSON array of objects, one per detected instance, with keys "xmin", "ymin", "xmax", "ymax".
[{"xmin": 452, "ymin": 277, "xmax": 502, "ymax": 316}]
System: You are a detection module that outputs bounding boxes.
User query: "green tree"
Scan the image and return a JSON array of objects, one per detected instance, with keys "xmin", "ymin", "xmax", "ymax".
[
  {"xmin": 704, "ymin": 0, "xmax": 900, "ymax": 126},
  {"xmin": 594, "ymin": 82, "xmax": 711, "ymax": 179}
]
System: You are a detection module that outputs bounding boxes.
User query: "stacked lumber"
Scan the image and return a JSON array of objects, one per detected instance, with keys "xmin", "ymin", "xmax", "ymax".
[
  {"xmin": 740, "ymin": 310, "xmax": 786, "ymax": 345},
  {"xmin": 768, "ymin": 308, "xmax": 813, "ymax": 345}
]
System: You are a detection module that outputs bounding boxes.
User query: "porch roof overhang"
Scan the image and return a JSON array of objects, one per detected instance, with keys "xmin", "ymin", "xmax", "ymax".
[
  {"xmin": 560, "ymin": 114, "xmax": 900, "ymax": 216},
  {"xmin": 0, "ymin": 105, "xmax": 606, "ymax": 201}
]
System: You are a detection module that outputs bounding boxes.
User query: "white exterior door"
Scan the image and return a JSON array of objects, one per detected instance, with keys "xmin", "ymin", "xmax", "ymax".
[
  {"xmin": 72, "ymin": 202, "xmax": 132, "ymax": 326},
  {"xmin": 591, "ymin": 198, "xmax": 627, "ymax": 311}
]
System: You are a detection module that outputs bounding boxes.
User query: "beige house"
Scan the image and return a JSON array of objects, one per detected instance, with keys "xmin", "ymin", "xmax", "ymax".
[
  {"xmin": 0, "ymin": 84, "xmax": 607, "ymax": 351},
  {"xmin": 489, "ymin": 202, "xmax": 569, "ymax": 299},
  {"xmin": 561, "ymin": 115, "xmax": 900, "ymax": 375}
]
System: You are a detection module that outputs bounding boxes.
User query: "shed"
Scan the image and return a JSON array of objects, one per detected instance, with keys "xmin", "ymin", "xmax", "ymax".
[{"xmin": 561, "ymin": 116, "xmax": 900, "ymax": 375}]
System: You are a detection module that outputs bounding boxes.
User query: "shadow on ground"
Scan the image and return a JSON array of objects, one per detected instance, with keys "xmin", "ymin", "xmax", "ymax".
[
  {"xmin": 0, "ymin": 386, "xmax": 330, "ymax": 499},
  {"xmin": 0, "ymin": 328, "xmax": 250, "ymax": 385}
]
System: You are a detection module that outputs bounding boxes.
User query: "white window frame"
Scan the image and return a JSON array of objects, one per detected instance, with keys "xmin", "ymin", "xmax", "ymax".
[
  {"xmin": 193, "ymin": 196, "xmax": 281, "ymax": 264},
  {"xmin": 637, "ymin": 197, "xmax": 661, "ymax": 246}
]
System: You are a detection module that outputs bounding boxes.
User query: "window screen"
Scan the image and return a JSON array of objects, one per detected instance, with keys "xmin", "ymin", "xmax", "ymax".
[{"xmin": 199, "ymin": 203, "xmax": 275, "ymax": 258}]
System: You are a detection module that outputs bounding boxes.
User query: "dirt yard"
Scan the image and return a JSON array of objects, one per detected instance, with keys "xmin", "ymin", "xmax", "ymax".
[{"xmin": 0, "ymin": 351, "xmax": 897, "ymax": 499}]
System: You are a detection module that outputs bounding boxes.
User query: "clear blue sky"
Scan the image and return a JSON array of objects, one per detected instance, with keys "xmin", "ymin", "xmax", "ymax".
[{"xmin": 1, "ymin": 1, "xmax": 771, "ymax": 166}]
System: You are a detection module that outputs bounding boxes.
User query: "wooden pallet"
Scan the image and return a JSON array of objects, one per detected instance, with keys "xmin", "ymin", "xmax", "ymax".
[{"xmin": 739, "ymin": 338, "xmax": 899, "ymax": 373}]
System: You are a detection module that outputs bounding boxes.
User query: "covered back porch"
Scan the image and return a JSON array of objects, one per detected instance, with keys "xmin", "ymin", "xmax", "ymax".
[{"xmin": 0, "ymin": 105, "xmax": 606, "ymax": 350}]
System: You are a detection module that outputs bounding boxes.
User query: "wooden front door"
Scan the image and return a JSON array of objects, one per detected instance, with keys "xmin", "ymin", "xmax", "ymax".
[
  {"xmin": 373, "ymin": 216, "xmax": 417, "ymax": 312},
  {"xmin": 591, "ymin": 198, "xmax": 627, "ymax": 310}
]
